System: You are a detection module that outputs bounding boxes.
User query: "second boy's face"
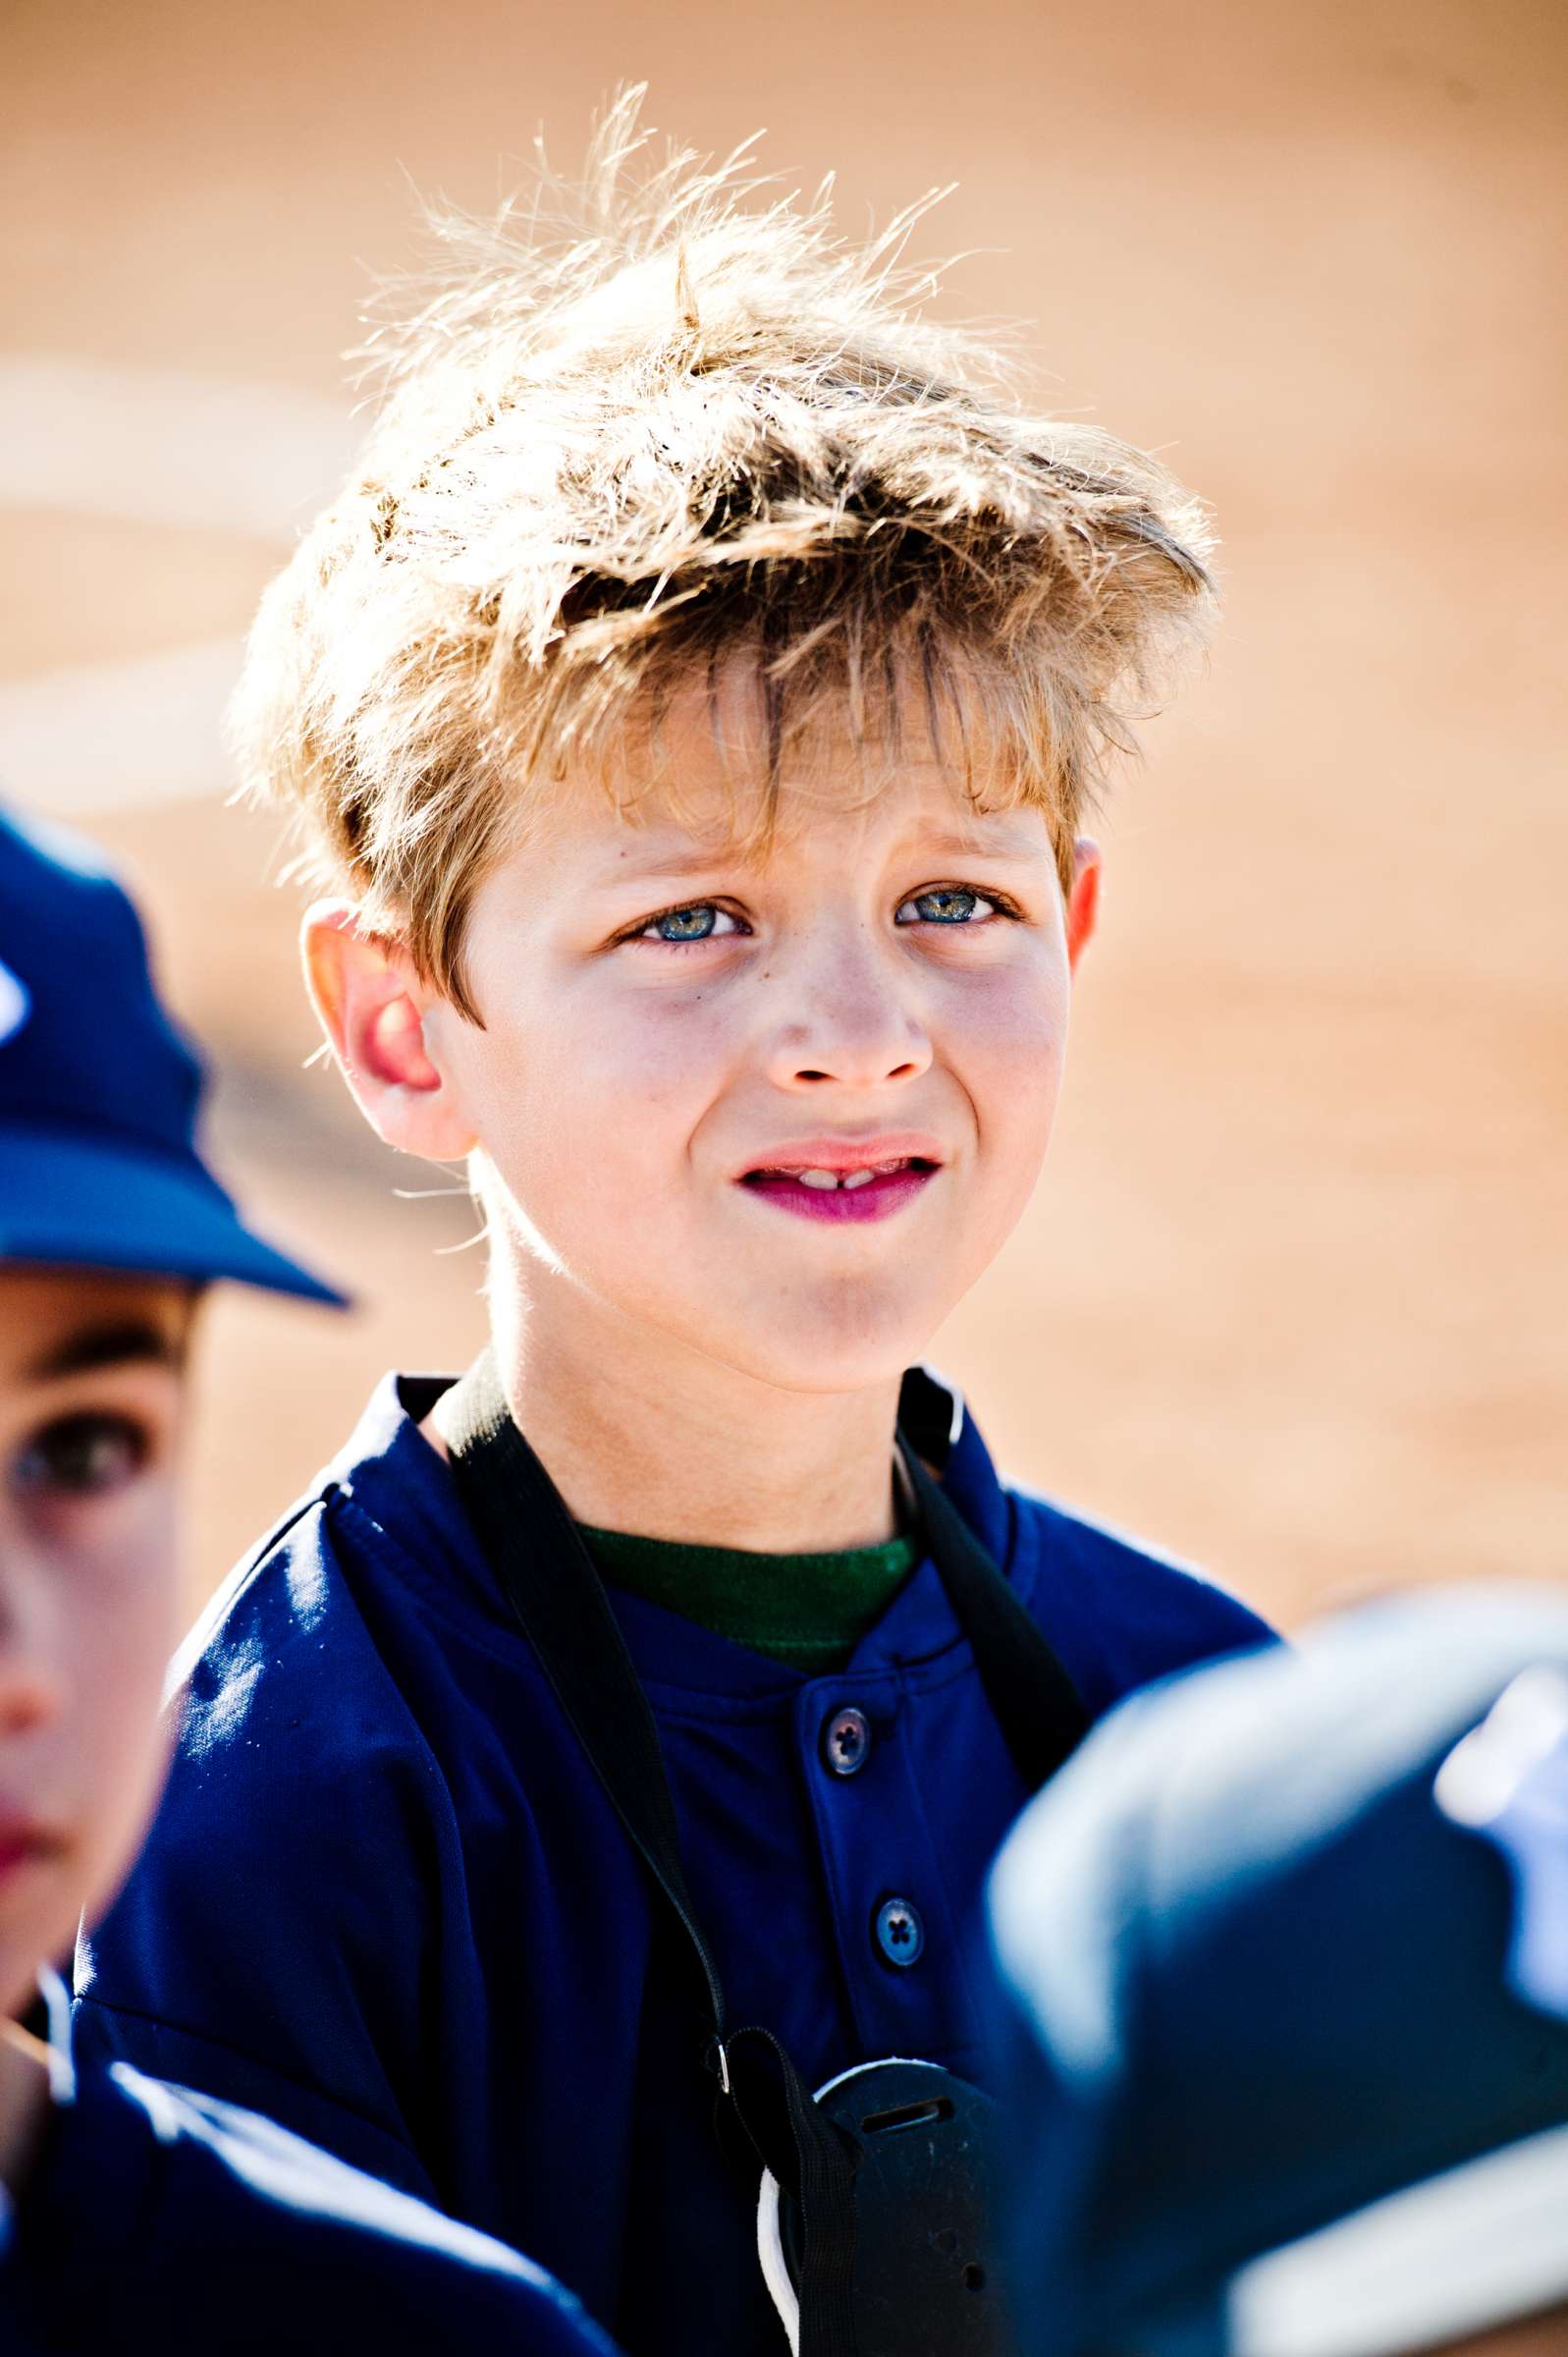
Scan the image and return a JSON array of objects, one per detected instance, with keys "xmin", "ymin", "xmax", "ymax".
[
  {"xmin": 0, "ymin": 1270, "xmax": 190, "ymax": 2021},
  {"xmin": 416, "ymin": 699, "xmax": 1097, "ymax": 1396}
]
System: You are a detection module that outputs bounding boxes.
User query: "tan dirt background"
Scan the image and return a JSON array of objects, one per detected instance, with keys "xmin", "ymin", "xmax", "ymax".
[{"xmin": 3, "ymin": 0, "xmax": 1564, "ymax": 1629}]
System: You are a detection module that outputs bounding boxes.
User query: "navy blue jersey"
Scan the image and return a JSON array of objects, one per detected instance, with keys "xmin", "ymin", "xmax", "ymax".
[
  {"xmin": 1, "ymin": 2007, "xmax": 614, "ymax": 2354},
  {"xmin": 73, "ymin": 1372, "xmax": 1271, "ymax": 2354}
]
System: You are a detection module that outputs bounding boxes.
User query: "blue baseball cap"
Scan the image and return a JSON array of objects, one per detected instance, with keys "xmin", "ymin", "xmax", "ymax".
[
  {"xmin": 988, "ymin": 1588, "xmax": 1568, "ymax": 2357},
  {"xmin": 0, "ymin": 802, "xmax": 345, "ymax": 1303}
]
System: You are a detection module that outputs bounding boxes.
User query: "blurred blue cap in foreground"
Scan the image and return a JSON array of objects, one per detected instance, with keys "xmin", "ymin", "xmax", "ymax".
[
  {"xmin": 0, "ymin": 801, "xmax": 345, "ymax": 1304},
  {"xmin": 988, "ymin": 1588, "xmax": 1568, "ymax": 2357}
]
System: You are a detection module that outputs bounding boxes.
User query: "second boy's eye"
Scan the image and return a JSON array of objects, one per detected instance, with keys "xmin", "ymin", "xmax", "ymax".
[
  {"xmin": 634, "ymin": 903, "xmax": 748, "ymax": 945},
  {"xmin": 12, "ymin": 1412, "xmax": 151, "ymax": 1502},
  {"xmin": 894, "ymin": 887, "xmax": 1005, "ymax": 926}
]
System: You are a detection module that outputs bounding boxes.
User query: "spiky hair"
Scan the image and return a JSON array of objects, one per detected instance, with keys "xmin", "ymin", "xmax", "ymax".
[{"xmin": 233, "ymin": 89, "xmax": 1216, "ymax": 1018}]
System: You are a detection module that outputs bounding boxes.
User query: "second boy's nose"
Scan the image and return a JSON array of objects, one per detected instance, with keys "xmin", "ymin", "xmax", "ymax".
[{"xmin": 0, "ymin": 1551, "xmax": 64, "ymax": 1737}]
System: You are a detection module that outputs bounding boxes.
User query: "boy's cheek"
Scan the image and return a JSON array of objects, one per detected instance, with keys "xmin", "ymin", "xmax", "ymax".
[
  {"xmin": 75, "ymin": 1483, "xmax": 185, "ymax": 1755},
  {"xmin": 470, "ymin": 1017, "xmax": 717, "ymax": 1181},
  {"xmin": 967, "ymin": 1000, "xmax": 1069, "ymax": 1132},
  {"xmin": 8, "ymin": 1629, "xmax": 175, "ymax": 1989},
  {"xmin": 77, "ymin": 1470, "xmax": 185, "ymax": 1619},
  {"xmin": 69, "ymin": 1611, "xmax": 181, "ymax": 1933}
]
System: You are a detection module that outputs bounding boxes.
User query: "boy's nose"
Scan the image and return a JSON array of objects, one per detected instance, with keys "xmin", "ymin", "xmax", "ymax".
[
  {"xmin": 0, "ymin": 1547, "xmax": 65, "ymax": 1736},
  {"xmin": 763, "ymin": 932, "xmax": 934, "ymax": 1092}
]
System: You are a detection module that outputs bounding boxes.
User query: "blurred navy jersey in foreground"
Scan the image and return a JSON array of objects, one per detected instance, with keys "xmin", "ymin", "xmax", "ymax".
[
  {"xmin": 986, "ymin": 1591, "xmax": 1568, "ymax": 2357},
  {"xmin": 74, "ymin": 1372, "xmax": 1271, "ymax": 2355},
  {"xmin": 1, "ymin": 2008, "xmax": 614, "ymax": 2355}
]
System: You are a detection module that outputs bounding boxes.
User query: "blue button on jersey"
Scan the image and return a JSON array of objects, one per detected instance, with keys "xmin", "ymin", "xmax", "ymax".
[
  {"xmin": 73, "ymin": 1373, "xmax": 1271, "ymax": 2355},
  {"xmin": 1, "ymin": 2026, "xmax": 615, "ymax": 2353}
]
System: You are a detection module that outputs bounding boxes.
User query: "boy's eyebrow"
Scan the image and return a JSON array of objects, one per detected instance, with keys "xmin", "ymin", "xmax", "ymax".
[
  {"xmin": 591, "ymin": 818, "xmax": 1049, "ymax": 891},
  {"xmin": 589, "ymin": 843, "xmax": 758, "ymax": 891},
  {"xmin": 901, "ymin": 824, "xmax": 1052, "ymax": 862},
  {"xmin": 27, "ymin": 1319, "xmax": 188, "ymax": 1384}
]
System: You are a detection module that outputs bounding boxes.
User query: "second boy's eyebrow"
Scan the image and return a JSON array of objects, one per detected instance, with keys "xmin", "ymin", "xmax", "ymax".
[{"xmin": 27, "ymin": 1320, "xmax": 187, "ymax": 1384}]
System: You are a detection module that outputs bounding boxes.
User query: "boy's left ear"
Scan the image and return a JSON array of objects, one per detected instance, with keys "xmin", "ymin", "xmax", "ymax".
[{"xmin": 1065, "ymin": 839, "xmax": 1101, "ymax": 975}]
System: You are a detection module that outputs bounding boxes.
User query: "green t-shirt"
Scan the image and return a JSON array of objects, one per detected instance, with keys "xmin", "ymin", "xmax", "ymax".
[{"xmin": 578, "ymin": 1522, "xmax": 918, "ymax": 1673}]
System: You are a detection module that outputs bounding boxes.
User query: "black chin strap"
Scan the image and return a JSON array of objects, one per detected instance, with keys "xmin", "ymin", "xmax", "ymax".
[{"xmin": 441, "ymin": 1348, "xmax": 1087, "ymax": 2357}]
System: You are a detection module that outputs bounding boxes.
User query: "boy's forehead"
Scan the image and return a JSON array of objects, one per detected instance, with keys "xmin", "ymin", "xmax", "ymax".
[
  {"xmin": 545, "ymin": 757, "xmax": 1055, "ymax": 884},
  {"xmin": 0, "ymin": 1267, "xmax": 195, "ymax": 1387},
  {"xmin": 502, "ymin": 655, "xmax": 1065, "ymax": 890}
]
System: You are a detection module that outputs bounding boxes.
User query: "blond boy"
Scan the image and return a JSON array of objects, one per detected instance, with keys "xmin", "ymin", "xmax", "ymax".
[{"xmin": 75, "ymin": 103, "xmax": 1271, "ymax": 2355}]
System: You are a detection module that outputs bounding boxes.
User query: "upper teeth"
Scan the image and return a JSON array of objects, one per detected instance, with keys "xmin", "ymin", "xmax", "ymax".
[{"xmin": 788, "ymin": 1163, "xmax": 902, "ymax": 1190}]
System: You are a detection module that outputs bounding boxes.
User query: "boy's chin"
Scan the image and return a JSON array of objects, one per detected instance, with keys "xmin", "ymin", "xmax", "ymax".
[
  {"xmin": 0, "ymin": 1921, "xmax": 62, "ymax": 2029},
  {"xmin": 0, "ymin": 1958, "xmax": 34, "ymax": 2029},
  {"xmin": 710, "ymin": 1294, "xmax": 946, "ymax": 1398}
]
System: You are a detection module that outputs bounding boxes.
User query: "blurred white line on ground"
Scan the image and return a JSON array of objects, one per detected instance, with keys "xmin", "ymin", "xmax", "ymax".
[
  {"xmin": 0, "ymin": 357, "xmax": 363, "ymax": 543},
  {"xmin": 0, "ymin": 637, "xmax": 246, "ymax": 811}
]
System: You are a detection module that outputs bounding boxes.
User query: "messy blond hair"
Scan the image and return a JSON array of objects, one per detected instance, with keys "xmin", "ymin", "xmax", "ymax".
[{"xmin": 234, "ymin": 90, "xmax": 1216, "ymax": 1020}]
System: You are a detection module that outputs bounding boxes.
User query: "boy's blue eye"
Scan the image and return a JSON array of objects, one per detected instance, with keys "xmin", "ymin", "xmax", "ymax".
[
  {"xmin": 637, "ymin": 904, "xmax": 743, "ymax": 944},
  {"xmin": 896, "ymin": 888, "xmax": 999, "ymax": 926},
  {"xmin": 13, "ymin": 1412, "xmax": 150, "ymax": 1500}
]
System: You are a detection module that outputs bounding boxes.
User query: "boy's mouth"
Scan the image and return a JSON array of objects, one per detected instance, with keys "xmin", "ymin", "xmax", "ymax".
[
  {"xmin": 738, "ymin": 1150, "xmax": 941, "ymax": 1225},
  {"xmin": 0, "ymin": 1813, "xmax": 67, "ymax": 1891},
  {"xmin": 745, "ymin": 1158, "xmax": 922, "ymax": 1191}
]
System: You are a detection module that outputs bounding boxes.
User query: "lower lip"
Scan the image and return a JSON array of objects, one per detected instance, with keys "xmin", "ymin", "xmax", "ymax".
[
  {"xmin": 740, "ymin": 1166, "xmax": 938, "ymax": 1224},
  {"xmin": 0, "ymin": 1832, "xmax": 53, "ymax": 1888}
]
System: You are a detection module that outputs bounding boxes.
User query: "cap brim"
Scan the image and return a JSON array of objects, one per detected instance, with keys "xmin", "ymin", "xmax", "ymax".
[
  {"xmin": 1220, "ymin": 2121, "xmax": 1568, "ymax": 2357},
  {"xmin": 0, "ymin": 1126, "xmax": 349, "ymax": 1306}
]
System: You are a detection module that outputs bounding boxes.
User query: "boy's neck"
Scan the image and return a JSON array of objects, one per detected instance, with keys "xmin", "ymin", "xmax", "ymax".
[
  {"xmin": 0, "ymin": 2018, "xmax": 53, "ymax": 2204},
  {"xmin": 432, "ymin": 1274, "xmax": 904, "ymax": 1555}
]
